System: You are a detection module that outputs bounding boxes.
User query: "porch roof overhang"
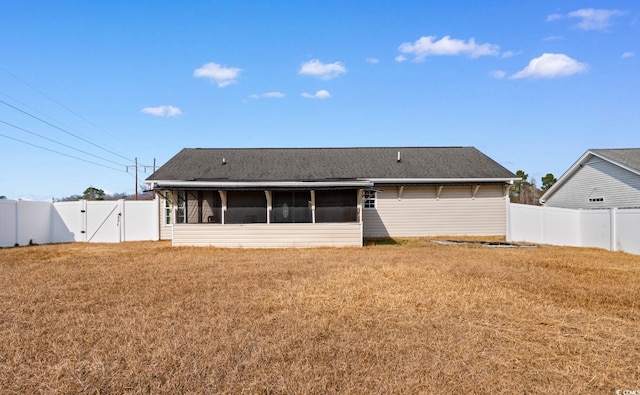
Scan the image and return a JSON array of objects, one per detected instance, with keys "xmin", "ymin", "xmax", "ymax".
[{"xmin": 148, "ymin": 180, "xmax": 374, "ymax": 191}]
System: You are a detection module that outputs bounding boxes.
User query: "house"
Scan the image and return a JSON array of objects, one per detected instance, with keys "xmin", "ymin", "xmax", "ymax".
[
  {"xmin": 540, "ymin": 148, "xmax": 640, "ymax": 209},
  {"xmin": 145, "ymin": 147, "xmax": 518, "ymax": 247}
]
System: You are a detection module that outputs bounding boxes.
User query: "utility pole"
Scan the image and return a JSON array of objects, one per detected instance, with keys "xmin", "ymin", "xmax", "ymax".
[{"xmin": 126, "ymin": 158, "xmax": 156, "ymax": 200}]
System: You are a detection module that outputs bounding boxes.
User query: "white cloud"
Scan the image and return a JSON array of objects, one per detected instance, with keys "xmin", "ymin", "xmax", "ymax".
[
  {"xmin": 510, "ymin": 53, "xmax": 588, "ymax": 79},
  {"xmin": 249, "ymin": 92, "xmax": 285, "ymax": 99},
  {"xmin": 395, "ymin": 55, "xmax": 408, "ymax": 63},
  {"xmin": 547, "ymin": 8, "xmax": 624, "ymax": 30},
  {"xmin": 141, "ymin": 105, "xmax": 182, "ymax": 117},
  {"xmin": 543, "ymin": 35, "xmax": 564, "ymax": 41},
  {"xmin": 491, "ymin": 70, "xmax": 507, "ymax": 79},
  {"xmin": 301, "ymin": 90, "xmax": 331, "ymax": 99},
  {"xmin": 501, "ymin": 50, "xmax": 521, "ymax": 58},
  {"xmin": 193, "ymin": 62, "xmax": 242, "ymax": 87},
  {"xmin": 397, "ymin": 35, "xmax": 500, "ymax": 62},
  {"xmin": 621, "ymin": 51, "xmax": 635, "ymax": 58},
  {"xmin": 546, "ymin": 13, "xmax": 563, "ymax": 22},
  {"xmin": 366, "ymin": 57, "xmax": 379, "ymax": 64},
  {"xmin": 569, "ymin": 8, "xmax": 624, "ymax": 30},
  {"xmin": 298, "ymin": 59, "xmax": 347, "ymax": 80}
]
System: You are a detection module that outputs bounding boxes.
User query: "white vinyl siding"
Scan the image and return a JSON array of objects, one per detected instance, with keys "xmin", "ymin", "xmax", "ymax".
[
  {"xmin": 363, "ymin": 185, "xmax": 507, "ymax": 238},
  {"xmin": 545, "ymin": 157, "xmax": 640, "ymax": 209},
  {"xmin": 172, "ymin": 222, "xmax": 363, "ymax": 248},
  {"xmin": 158, "ymin": 195, "xmax": 173, "ymax": 240}
]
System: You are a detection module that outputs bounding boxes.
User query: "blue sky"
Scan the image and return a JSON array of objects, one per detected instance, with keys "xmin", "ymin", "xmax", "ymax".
[{"xmin": 1, "ymin": 1, "xmax": 638, "ymax": 200}]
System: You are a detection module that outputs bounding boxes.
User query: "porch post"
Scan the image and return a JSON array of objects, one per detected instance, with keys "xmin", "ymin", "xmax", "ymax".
[
  {"xmin": 310, "ymin": 190, "xmax": 316, "ymax": 224},
  {"xmin": 265, "ymin": 191, "xmax": 272, "ymax": 224},
  {"xmin": 218, "ymin": 191, "xmax": 227, "ymax": 224},
  {"xmin": 169, "ymin": 191, "xmax": 178, "ymax": 225}
]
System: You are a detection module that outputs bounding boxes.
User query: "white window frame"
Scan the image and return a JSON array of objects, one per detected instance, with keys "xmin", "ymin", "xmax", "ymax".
[
  {"xmin": 164, "ymin": 196, "xmax": 173, "ymax": 225},
  {"xmin": 363, "ymin": 190, "xmax": 377, "ymax": 209},
  {"xmin": 177, "ymin": 191, "xmax": 187, "ymax": 223}
]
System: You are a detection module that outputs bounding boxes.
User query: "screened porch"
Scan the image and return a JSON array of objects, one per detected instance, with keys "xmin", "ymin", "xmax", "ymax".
[{"xmin": 163, "ymin": 189, "xmax": 363, "ymax": 225}]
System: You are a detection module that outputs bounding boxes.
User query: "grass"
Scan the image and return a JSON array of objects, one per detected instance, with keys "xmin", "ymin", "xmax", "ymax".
[{"xmin": 0, "ymin": 239, "xmax": 639, "ymax": 393}]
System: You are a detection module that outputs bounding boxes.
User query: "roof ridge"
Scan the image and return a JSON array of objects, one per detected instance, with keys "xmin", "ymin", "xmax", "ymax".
[{"xmin": 189, "ymin": 146, "xmax": 471, "ymax": 150}]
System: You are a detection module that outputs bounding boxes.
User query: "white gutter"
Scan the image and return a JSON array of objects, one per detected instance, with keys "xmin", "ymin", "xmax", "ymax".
[
  {"xmin": 363, "ymin": 178, "xmax": 520, "ymax": 183},
  {"xmin": 148, "ymin": 178, "xmax": 518, "ymax": 189}
]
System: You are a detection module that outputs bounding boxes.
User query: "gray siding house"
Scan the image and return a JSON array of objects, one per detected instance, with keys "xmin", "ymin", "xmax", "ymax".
[
  {"xmin": 540, "ymin": 148, "xmax": 640, "ymax": 209},
  {"xmin": 146, "ymin": 147, "xmax": 518, "ymax": 247}
]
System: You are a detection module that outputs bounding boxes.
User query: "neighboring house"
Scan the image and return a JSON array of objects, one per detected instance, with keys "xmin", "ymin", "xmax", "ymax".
[
  {"xmin": 145, "ymin": 147, "xmax": 518, "ymax": 247},
  {"xmin": 540, "ymin": 148, "xmax": 640, "ymax": 209}
]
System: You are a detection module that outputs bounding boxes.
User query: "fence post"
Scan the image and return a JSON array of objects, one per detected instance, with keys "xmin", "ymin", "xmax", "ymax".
[
  {"xmin": 119, "ymin": 199, "xmax": 125, "ymax": 242},
  {"xmin": 610, "ymin": 208, "xmax": 617, "ymax": 252},
  {"xmin": 14, "ymin": 200, "xmax": 20, "ymax": 246},
  {"xmin": 81, "ymin": 199, "xmax": 87, "ymax": 243},
  {"xmin": 505, "ymin": 200, "xmax": 512, "ymax": 242}
]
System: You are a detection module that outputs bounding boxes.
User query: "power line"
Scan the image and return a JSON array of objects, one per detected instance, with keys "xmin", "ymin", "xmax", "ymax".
[
  {"xmin": 0, "ymin": 119, "xmax": 125, "ymax": 167},
  {"xmin": 0, "ymin": 98, "xmax": 133, "ymax": 162},
  {"xmin": 0, "ymin": 90, "xmax": 127, "ymax": 156},
  {"xmin": 0, "ymin": 66, "xmax": 125, "ymax": 146},
  {"xmin": 0, "ymin": 131, "xmax": 126, "ymax": 172},
  {"xmin": 126, "ymin": 158, "xmax": 157, "ymax": 200}
]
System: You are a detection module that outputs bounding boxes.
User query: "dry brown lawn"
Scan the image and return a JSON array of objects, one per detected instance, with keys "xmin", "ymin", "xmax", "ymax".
[{"xmin": 0, "ymin": 239, "xmax": 639, "ymax": 393}]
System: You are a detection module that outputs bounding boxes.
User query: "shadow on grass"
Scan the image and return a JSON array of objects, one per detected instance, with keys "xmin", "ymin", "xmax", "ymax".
[{"xmin": 364, "ymin": 238, "xmax": 406, "ymax": 246}]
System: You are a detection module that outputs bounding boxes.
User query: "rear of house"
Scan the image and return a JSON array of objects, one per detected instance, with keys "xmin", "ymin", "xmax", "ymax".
[
  {"xmin": 540, "ymin": 148, "xmax": 640, "ymax": 209},
  {"xmin": 147, "ymin": 147, "xmax": 518, "ymax": 247}
]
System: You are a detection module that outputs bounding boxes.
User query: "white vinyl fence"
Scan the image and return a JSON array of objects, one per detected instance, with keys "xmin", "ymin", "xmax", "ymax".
[
  {"xmin": 4, "ymin": 198, "xmax": 639, "ymax": 254},
  {"xmin": 0, "ymin": 199, "xmax": 159, "ymax": 247},
  {"xmin": 508, "ymin": 203, "xmax": 640, "ymax": 255}
]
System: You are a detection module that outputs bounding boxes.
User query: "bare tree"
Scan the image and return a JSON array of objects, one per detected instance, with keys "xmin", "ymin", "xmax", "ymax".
[{"xmin": 510, "ymin": 170, "xmax": 541, "ymax": 205}]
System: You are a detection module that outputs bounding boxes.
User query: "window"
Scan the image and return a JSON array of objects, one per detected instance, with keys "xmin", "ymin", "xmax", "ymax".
[
  {"xmin": 164, "ymin": 191, "xmax": 187, "ymax": 224},
  {"xmin": 315, "ymin": 190, "xmax": 358, "ymax": 222},
  {"xmin": 588, "ymin": 197, "xmax": 604, "ymax": 203},
  {"xmin": 363, "ymin": 190, "xmax": 376, "ymax": 209},
  {"xmin": 164, "ymin": 195, "xmax": 172, "ymax": 225},
  {"xmin": 177, "ymin": 191, "xmax": 187, "ymax": 223},
  {"xmin": 272, "ymin": 191, "xmax": 312, "ymax": 223},
  {"xmin": 184, "ymin": 190, "xmax": 222, "ymax": 223},
  {"xmin": 225, "ymin": 191, "xmax": 267, "ymax": 224}
]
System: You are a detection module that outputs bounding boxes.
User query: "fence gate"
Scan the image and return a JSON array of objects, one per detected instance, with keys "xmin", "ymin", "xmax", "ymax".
[{"xmin": 82, "ymin": 200, "xmax": 124, "ymax": 243}]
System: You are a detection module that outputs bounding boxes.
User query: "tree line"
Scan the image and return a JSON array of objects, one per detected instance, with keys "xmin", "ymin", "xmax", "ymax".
[
  {"xmin": 509, "ymin": 170, "xmax": 556, "ymax": 205},
  {"xmin": 55, "ymin": 186, "xmax": 154, "ymax": 202}
]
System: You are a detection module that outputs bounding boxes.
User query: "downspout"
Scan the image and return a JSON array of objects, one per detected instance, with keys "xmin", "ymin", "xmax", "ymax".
[
  {"xmin": 357, "ymin": 189, "xmax": 363, "ymax": 224},
  {"xmin": 358, "ymin": 189, "xmax": 364, "ymax": 246}
]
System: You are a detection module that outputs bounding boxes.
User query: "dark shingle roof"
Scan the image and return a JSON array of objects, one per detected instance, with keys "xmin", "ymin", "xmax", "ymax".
[
  {"xmin": 591, "ymin": 148, "xmax": 640, "ymax": 173},
  {"xmin": 147, "ymin": 147, "xmax": 516, "ymax": 183}
]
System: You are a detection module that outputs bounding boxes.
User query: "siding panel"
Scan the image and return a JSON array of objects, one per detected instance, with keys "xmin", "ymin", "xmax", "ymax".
[
  {"xmin": 363, "ymin": 185, "xmax": 507, "ymax": 237},
  {"xmin": 173, "ymin": 223, "xmax": 362, "ymax": 248}
]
